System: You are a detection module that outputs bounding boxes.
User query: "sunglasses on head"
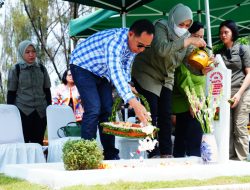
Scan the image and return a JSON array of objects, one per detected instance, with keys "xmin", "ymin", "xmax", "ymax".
[{"xmin": 137, "ymin": 44, "xmax": 151, "ymax": 49}]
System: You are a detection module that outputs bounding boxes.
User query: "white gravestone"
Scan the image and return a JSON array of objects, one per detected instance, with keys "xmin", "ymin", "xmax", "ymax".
[{"xmin": 206, "ymin": 54, "xmax": 232, "ymax": 163}]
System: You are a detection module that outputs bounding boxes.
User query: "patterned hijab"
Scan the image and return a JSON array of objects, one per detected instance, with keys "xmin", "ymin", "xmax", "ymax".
[{"xmin": 17, "ymin": 40, "xmax": 37, "ymax": 65}]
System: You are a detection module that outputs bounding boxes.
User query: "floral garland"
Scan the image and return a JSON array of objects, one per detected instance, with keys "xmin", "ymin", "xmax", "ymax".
[
  {"xmin": 101, "ymin": 123, "xmax": 157, "ymax": 138},
  {"xmin": 101, "ymin": 93, "xmax": 159, "ymax": 138}
]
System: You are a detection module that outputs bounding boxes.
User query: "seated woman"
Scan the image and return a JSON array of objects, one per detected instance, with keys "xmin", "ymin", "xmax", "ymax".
[{"xmin": 53, "ymin": 69, "xmax": 84, "ymax": 123}]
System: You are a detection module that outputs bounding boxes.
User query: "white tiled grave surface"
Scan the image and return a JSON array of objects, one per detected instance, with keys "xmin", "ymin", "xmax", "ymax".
[{"xmin": 3, "ymin": 157, "xmax": 250, "ymax": 189}]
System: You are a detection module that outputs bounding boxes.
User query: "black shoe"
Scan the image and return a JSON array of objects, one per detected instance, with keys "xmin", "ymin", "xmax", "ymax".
[
  {"xmin": 103, "ymin": 149, "xmax": 120, "ymax": 160},
  {"xmin": 104, "ymin": 154, "xmax": 120, "ymax": 160},
  {"xmin": 147, "ymin": 146, "xmax": 160, "ymax": 158}
]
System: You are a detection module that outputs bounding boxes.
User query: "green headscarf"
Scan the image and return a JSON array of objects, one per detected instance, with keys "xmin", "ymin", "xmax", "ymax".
[
  {"xmin": 168, "ymin": 3, "xmax": 193, "ymax": 30},
  {"xmin": 17, "ymin": 40, "xmax": 37, "ymax": 65}
]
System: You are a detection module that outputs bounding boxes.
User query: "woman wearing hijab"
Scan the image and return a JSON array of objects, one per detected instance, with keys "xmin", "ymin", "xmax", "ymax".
[
  {"xmin": 216, "ymin": 20, "xmax": 250, "ymax": 161},
  {"xmin": 7, "ymin": 40, "xmax": 51, "ymax": 145},
  {"xmin": 132, "ymin": 4, "xmax": 207, "ymax": 158}
]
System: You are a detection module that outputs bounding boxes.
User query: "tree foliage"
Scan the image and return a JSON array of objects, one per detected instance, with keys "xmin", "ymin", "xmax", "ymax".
[{"xmin": 0, "ymin": 0, "xmax": 94, "ymax": 102}]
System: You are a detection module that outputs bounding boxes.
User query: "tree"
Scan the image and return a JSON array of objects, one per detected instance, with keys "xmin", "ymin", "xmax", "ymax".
[
  {"xmin": 0, "ymin": 1, "xmax": 33, "ymax": 103},
  {"xmin": 0, "ymin": 0, "xmax": 4, "ymax": 8},
  {"xmin": 0, "ymin": 0, "xmax": 94, "ymax": 102}
]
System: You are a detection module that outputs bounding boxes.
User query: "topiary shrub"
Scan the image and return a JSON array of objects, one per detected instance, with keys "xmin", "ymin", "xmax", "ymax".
[
  {"xmin": 62, "ymin": 139, "xmax": 104, "ymax": 170},
  {"xmin": 213, "ymin": 36, "xmax": 250, "ymax": 54}
]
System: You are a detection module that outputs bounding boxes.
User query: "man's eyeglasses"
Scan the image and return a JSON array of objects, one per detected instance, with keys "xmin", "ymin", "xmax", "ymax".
[{"xmin": 137, "ymin": 44, "xmax": 151, "ymax": 49}]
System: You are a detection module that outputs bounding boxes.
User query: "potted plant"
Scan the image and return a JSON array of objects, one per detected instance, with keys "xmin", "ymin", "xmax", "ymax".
[{"xmin": 62, "ymin": 139, "xmax": 103, "ymax": 170}]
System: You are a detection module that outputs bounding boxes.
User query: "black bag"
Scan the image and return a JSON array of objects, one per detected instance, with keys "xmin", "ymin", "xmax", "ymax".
[{"xmin": 57, "ymin": 122, "xmax": 81, "ymax": 138}]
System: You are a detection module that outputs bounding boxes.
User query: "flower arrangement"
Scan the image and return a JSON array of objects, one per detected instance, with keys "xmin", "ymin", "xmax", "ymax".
[
  {"xmin": 101, "ymin": 93, "xmax": 158, "ymax": 139},
  {"xmin": 184, "ymin": 85, "xmax": 222, "ymax": 134}
]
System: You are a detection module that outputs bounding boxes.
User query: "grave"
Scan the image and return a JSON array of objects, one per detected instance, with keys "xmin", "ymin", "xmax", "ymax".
[
  {"xmin": 206, "ymin": 54, "xmax": 232, "ymax": 163},
  {"xmin": 3, "ymin": 158, "xmax": 250, "ymax": 189}
]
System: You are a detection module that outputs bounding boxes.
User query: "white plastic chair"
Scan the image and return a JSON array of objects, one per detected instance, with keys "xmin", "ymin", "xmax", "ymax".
[
  {"xmin": 0, "ymin": 104, "xmax": 24, "ymax": 144},
  {"xmin": 0, "ymin": 104, "xmax": 45, "ymax": 172},
  {"xmin": 47, "ymin": 105, "xmax": 76, "ymax": 141},
  {"xmin": 46, "ymin": 105, "xmax": 80, "ymax": 162}
]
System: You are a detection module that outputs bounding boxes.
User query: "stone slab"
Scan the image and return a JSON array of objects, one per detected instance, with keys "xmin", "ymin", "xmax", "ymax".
[{"xmin": 3, "ymin": 157, "xmax": 250, "ymax": 189}]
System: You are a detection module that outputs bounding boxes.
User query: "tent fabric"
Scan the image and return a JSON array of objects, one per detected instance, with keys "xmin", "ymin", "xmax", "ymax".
[
  {"xmin": 69, "ymin": 9, "xmax": 116, "ymax": 37},
  {"xmin": 63, "ymin": 0, "xmax": 154, "ymax": 12},
  {"xmin": 67, "ymin": 0, "xmax": 250, "ymax": 43}
]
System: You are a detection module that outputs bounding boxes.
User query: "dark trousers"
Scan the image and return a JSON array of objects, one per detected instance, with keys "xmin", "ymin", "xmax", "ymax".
[
  {"xmin": 70, "ymin": 64, "xmax": 119, "ymax": 160},
  {"xmin": 19, "ymin": 110, "xmax": 46, "ymax": 146},
  {"xmin": 133, "ymin": 79, "xmax": 173, "ymax": 156},
  {"xmin": 173, "ymin": 111, "xmax": 203, "ymax": 157}
]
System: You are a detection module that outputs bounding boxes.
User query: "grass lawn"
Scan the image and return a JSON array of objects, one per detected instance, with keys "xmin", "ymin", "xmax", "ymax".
[{"xmin": 1, "ymin": 174, "xmax": 250, "ymax": 190}]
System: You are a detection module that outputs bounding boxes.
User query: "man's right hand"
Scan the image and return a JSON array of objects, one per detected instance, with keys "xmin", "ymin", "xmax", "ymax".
[{"xmin": 128, "ymin": 97, "xmax": 151, "ymax": 126}]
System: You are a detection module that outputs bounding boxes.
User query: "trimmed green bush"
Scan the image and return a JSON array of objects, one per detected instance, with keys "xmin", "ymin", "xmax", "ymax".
[
  {"xmin": 62, "ymin": 139, "xmax": 104, "ymax": 170},
  {"xmin": 213, "ymin": 36, "xmax": 250, "ymax": 53}
]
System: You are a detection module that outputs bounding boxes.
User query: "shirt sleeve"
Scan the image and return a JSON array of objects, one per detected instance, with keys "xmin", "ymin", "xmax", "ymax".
[
  {"xmin": 44, "ymin": 88, "xmax": 52, "ymax": 106},
  {"xmin": 7, "ymin": 65, "xmax": 18, "ymax": 91},
  {"xmin": 153, "ymin": 22, "xmax": 184, "ymax": 58},
  {"xmin": 242, "ymin": 45, "xmax": 250, "ymax": 68},
  {"xmin": 52, "ymin": 86, "xmax": 61, "ymax": 105},
  {"xmin": 43, "ymin": 67, "xmax": 51, "ymax": 89},
  {"xmin": 7, "ymin": 90, "xmax": 16, "ymax": 105},
  {"xmin": 154, "ymin": 22, "xmax": 203, "ymax": 76},
  {"xmin": 104, "ymin": 36, "xmax": 135, "ymax": 103},
  {"xmin": 124, "ymin": 55, "xmax": 135, "ymax": 83}
]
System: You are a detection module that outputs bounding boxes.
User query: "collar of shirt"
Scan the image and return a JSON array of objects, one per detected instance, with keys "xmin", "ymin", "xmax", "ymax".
[{"xmin": 20, "ymin": 62, "xmax": 40, "ymax": 69}]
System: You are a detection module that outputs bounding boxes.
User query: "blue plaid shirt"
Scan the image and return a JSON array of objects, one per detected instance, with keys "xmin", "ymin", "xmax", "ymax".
[{"xmin": 70, "ymin": 28, "xmax": 136, "ymax": 103}]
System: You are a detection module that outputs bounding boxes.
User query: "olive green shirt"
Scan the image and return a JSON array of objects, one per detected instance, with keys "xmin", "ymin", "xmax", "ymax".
[
  {"xmin": 132, "ymin": 19, "xmax": 200, "ymax": 97},
  {"xmin": 218, "ymin": 43, "xmax": 250, "ymax": 90},
  {"xmin": 7, "ymin": 62, "xmax": 51, "ymax": 117}
]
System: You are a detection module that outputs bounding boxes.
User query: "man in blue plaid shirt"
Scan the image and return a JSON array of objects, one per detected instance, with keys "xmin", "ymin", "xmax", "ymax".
[{"xmin": 70, "ymin": 19, "xmax": 154, "ymax": 160}]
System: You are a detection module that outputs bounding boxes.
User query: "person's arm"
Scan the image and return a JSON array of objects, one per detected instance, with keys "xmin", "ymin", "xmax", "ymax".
[
  {"xmin": 7, "ymin": 91, "xmax": 16, "ymax": 104},
  {"xmin": 184, "ymin": 37, "xmax": 207, "ymax": 48},
  {"xmin": 231, "ymin": 68, "xmax": 250, "ymax": 108},
  {"xmin": 51, "ymin": 85, "xmax": 62, "ymax": 105},
  {"xmin": 231, "ymin": 45, "xmax": 250, "ymax": 108},
  {"xmin": 104, "ymin": 32, "xmax": 150, "ymax": 124},
  {"xmin": 128, "ymin": 97, "xmax": 151, "ymax": 125},
  {"xmin": 44, "ymin": 88, "xmax": 52, "ymax": 106},
  {"xmin": 153, "ymin": 21, "xmax": 206, "ymax": 58},
  {"xmin": 104, "ymin": 33, "xmax": 135, "ymax": 104},
  {"xmin": 42, "ymin": 66, "xmax": 52, "ymax": 106},
  {"xmin": 153, "ymin": 21, "xmax": 207, "ymax": 76},
  {"xmin": 7, "ymin": 65, "xmax": 18, "ymax": 104},
  {"xmin": 153, "ymin": 22, "xmax": 184, "ymax": 58}
]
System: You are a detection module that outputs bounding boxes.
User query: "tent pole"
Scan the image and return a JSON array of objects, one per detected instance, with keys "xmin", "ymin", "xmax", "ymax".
[
  {"xmin": 122, "ymin": 0, "xmax": 126, "ymax": 28},
  {"xmin": 122, "ymin": 13, "xmax": 126, "ymax": 28},
  {"xmin": 205, "ymin": 0, "xmax": 212, "ymax": 51},
  {"xmin": 198, "ymin": 0, "xmax": 201, "ymax": 22}
]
